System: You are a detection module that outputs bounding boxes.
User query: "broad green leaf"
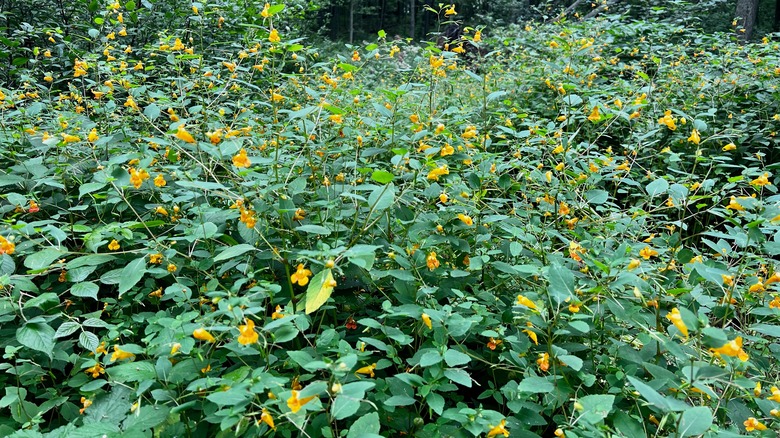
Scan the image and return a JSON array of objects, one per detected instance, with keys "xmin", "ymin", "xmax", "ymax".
[
  {"xmin": 305, "ymin": 269, "xmax": 336, "ymax": 314},
  {"xmin": 443, "ymin": 349, "xmax": 471, "ymax": 367},
  {"xmin": 678, "ymin": 406, "xmax": 713, "ymax": 437},
  {"xmin": 577, "ymin": 394, "xmax": 614, "ymax": 424},
  {"xmin": 296, "ymin": 224, "xmax": 331, "ymax": 235},
  {"xmin": 627, "ymin": 376, "xmax": 689, "ymax": 412},
  {"xmin": 548, "ymin": 262, "xmax": 575, "ymax": 304},
  {"xmin": 71, "ymin": 282, "xmax": 99, "ymax": 299},
  {"xmin": 24, "ymin": 248, "xmax": 66, "ymax": 271},
  {"xmin": 17, "ymin": 322, "xmax": 55, "ymax": 358},
  {"xmin": 371, "ymin": 170, "xmax": 394, "ymax": 184},
  {"xmin": 367, "ymin": 183, "xmax": 395, "ymax": 213},
  {"xmin": 213, "ymin": 243, "xmax": 256, "ymax": 261},
  {"xmin": 54, "ymin": 321, "xmax": 80, "ymax": 338},
  {"xmin": 332, "ymin": 394, "xmax": 361, "ymax": 420},
  {"xmin": 347, "ymin": 412, "xmax": 381, "ymax": 438},
  {"xmin": 78, "ymin": 182, "xmax": 106, "ymax": 198},
  {"xmin": 118, "ymin": 257, "xmax": 146, "ymax": 296},
  {"xmin": 108, "ymin": 362, "xmax": 156, "ymax": 383},
  {"xmin": 517, "ymin": 376, "xmax": 553, "ymax": 393},
  {"xmin": 646, "ymin": 178, "xmax": 669, "ymax": 197}
]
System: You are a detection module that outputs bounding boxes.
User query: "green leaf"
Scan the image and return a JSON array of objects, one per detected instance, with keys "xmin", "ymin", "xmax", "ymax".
[
  {"xmin": 443, "ymin": 349, "xmax": 471, "ymax": 367},
  {"xmin": 371, "ymin": 170, "xmax": 394, "ymax": 184},
  {"xmin": 426, "ymin": 392, "xmax": 444, "ymax": 415},
  {"xmin": 367, "ymin": 183, "xmax": 395, "ymax": 213},
  {"xmin": 268, "ymin": 4, "xmax": 285, "ymax": 15},
  {"xmin": 678, "ymin": 406, "xmax": 713, "ymax": 437},
  {"xmin": 54, "ymin": 321, "xmax": 81, "ymax": 338},
  {"xmin": 206, "ymin": 388, "xmax": 251, "ymax": 406},
  {"xmin": 627, "ymin": 376, "xmax": 689, "ymax": 412},
  {"xmin": 559, "ymin": 354, "xmax": 583, "ymax": 371},
  {"xmin": 517, "ymin": 376, "xmax": 553, "ymax": 393},
  {"xmin": 332, "ymin": 394, "xmax": 361, "ymax": 420},
  {"xmin": 377, "ymin": 30, "xmax": 387, "ymax": 39},
  {"xmin": 107, "ymin": 362, "xmax": 156, "ymax": 383},
  {"xmin": 143, "ymin": 103, "xmax": 160, "ymax": 120},
  {"xmin": 577, "ymin": 394, "xmax": 614, "ymax": 424},
  {"xmin": 547, "ymin": 262, "xmax": 575, "ymax": 304},
  {"xmin": 24, "ymin": 248, "xmax": 65, "ymax": 270},
  {"xmin": 71, "ymin": 282, "xmax": 99, "ymax": 299},
  {"xmin": 17, "ymin": 322, "xmax": 55, "ymax": 358},
  {"xmin": 444, "ymin": 368, "xmax": 472, "ymax": 387},
  {"xmin": 213, "ymin": 243, "xmax": 256, "ymax": 262},
  {"xmin": 305, "ymin": 269, "xmax": 335, "ymax": 314},
  {"xmin": 78, "ymin": 182, "xmax": 106, "ymax": 198},
  {"xmin": 646, "ymin": 178, "xmax": 669, "ymax": 197},
  {"xmin": 585, "ymin": 189, "xmax": 609, "ymax": 204},
  {"xmin": 118, "ymin": 257, "xmax": 146, "ymax": 296},
  {"xmin": 347, "ymin": 412, "xmax": 381, "ymax": 438},
  {"xmin": 296, "ymin": 224, "xmax": 331, "ymax": 235}
]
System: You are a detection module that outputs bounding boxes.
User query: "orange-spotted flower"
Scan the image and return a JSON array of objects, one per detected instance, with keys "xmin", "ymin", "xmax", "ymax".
[
  {"xmin": 79, "ymin": 397, "xmax": 92, "ymax": 414},
  {"xmin": 193, "ymin": 327, "xmax": 216, "ymax": 343},
  {"xmin": 487, "ymin": 337, "xmax": 503, "ymax": 350},
  {"xmin": 290, "ymin": 264, "xmax": 312, "ymax": 286},
  {"xmin": 237, "ymin": 318, "xmax": 259, "ymax": 345},
  {"xmin": 108, "ymin": 239, "xmax": 120, "ymax": 251},
  {"xmin": 627, "ymin": 259, "xmax": 641, "ymax": 270},
  {"xmin": 272, "ymin": 305, "xmax": 285, "ymax": 319},
  {"xmin": 111, "ymin": 345, "xmax": 135, "ymax": 361},
  {"xmin": 426, "ymin": 252, "xmax": 440, "ymax": 270},
  {"xmin": 154, "ymin": 174, "xmax": 166, "ymax": 187},
  {"xmin": 269, "ymin": 28, "xmax": 280, "ymax": 43},
  {"xmin": 523, "ymin": 328, "xmax": 538, "ymax": 345},
  {"xmin": 770, "ymin": 296, "xmax": 780, "ymax": 309},
  {"xmin": 665, "ymin": 308, "xmax": 689, "ymax": 338},
  {"xmin": 587, "ymin": 106, "xmax": 601, "ymax": 122},
  {"xmin": 750, "ymin": 173, "xmax": 771, "ymax": 187},
  {"xmin": 711, "ymin": 337, "xmax": 749, "ymax": 361},
  {"xmin": 287, "ymin": 390, "xmax": 316, "ymax": 413},
  {"xmin": 85, "ymin": 363, "xmax": 105, "ymax": 378},
  {"xmin": 687, "ymin": 129, "xmax": 701, "ymax": 145},
  {"xmin": 537, "ymin": 352, "xmax": 550, "ymax": 372},
  {"xmin": 355, "ymin": 363, "xmax": 376, "ymax": 378},
  {"xmin": 768, "ymin": 386, "xmax": 780, "ymax": 402},
  {"xmin": 487, "ymin": 419, "xmax": 510, "ymax": 437}
]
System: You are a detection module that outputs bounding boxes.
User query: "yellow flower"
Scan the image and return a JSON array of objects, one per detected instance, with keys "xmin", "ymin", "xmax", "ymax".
[
  {"xmin": 355, "ymin": 363, "xmax": 376, "ymax": 378},
  {"xmin": 291, "ymin": 264, "xmax": 312, "ymax": 286},
  {"xmin": 710, "ymin": 337, "xmax": 749, "ymax": 361},
  {"xmin": 440, "ymin": 144, "xmax": 454, "ymax": 156},
  {"xmin": 439, "ymin": 193, "xmax": 448, "ymax": 204},
  {"xmin": 750, "ymin": 173, "xmax": 771, "ymax": 187},
  {"xmin": 770, "ymin": 296, "xmax": 780, "ymax": 309},
  {"xmin": 269, "ymin": 29, "xmax": 280, "ymax": 43},
  {"xmin": 522, "ymin": 327, "xmax": 538, "ymax": 345},
  {"xmin": 516, "ymin": 295, "xmax": 536, "ymax": 309},
  {"xmin": 744, "ymin": 417, "xmax": 767, "ymax": 432},
  {"xmin": 769, "ymin": 386, "xmax": 780, "ymax": 402},
  {"xmin": 154, "ymin": 174, "xmax": 166, "ymax": 187},
  {"xmin": 111, "ymin": 345, "xmax": 135, "ymax": 361},
  {"xmin": 426, "ymin": 252, "xmax": 440, "ymax": 270},
  {"xmin": 79, "ymin": 397, "xmax": 92, "ymax": 414},
  {"xmin": 687, "ymin": 129, "xmax": 701, "ymax": 145},
  {"xmin": 237, "ymin": 318, "xmax": 259, "ymax": 345},
  {"xmin": 725, "ymin": 196, "xmax": 744, "ymax": 211},
  {"xmin": 232, "ymin": 148, "xmax": 251, "ymax": 168},
  {"xmin": 427, "ymin": 165, "xmax": 449, "ymax": 181},
  {"xmin": 149, "ymin": 253, "xmax": 163, "ymax": 264},
  {"xmin": 722, "ymin": 143, "xmax": 736, "ymax": 151},
  {"xmin": 421, "ymin": 313, "xmax": 432, "ymax": 329},
  {"xmin": 537, "ymin": 352, "xmax": 550, "ymax": 372},
  {"xmin": 193, "ymin": 328, "xmax": 216, "ymax": 343},
  {"xmin": 627, "ymin": 259, "xmax": 641, "ymax": 270},
  {"xmin": 587, "ymin": 106, "xmax": 601, "ymax": 122},
  {"xmin": 487, "ymin": 419, "xmax": 509, "ymax": 437},
  {"xmin": 167, "ymin": 263, "xmax": 177, "ymax": 273},
  {"xmin": 272, "ymin": 305, "xmax": 285, "ymax": 319},
  {"xmin": 444, "ymin": 4, "xmax": 456, "ymax": 15},
  {"xmin": 755, "ymin": 381, "xmax": 762, "ymax": 397},
  {"xmin": 155, "ymin": 206, "xmax": 168, "ymax": 216},
  {"xmin": 287, "ymin": 390, "xmax": 316, "ymax": 413},
  {"xmin": 176, "ymin": 125, "xmax": 196, "ymax": 144},
  {"xmin": 639, "ymin": 246, "xmax": 658, "ymax": 260},
  {"xmin": 457, "ymin": 213, "xmax": 473, "ymax": 226},
  {"xmin": 473, "ymin": 30, "xmax": 482, "ymax": 42},
  {"xmin": 657, "ymin": 111, "xmax": 676, "ymax": 130},
  {"xmin": 329, "ymin": 114, "xmax": 344, "ymax": 124},
  {"xmin": 87, "ymin": 128, "xmax": 99, "ymax": 143},
  {"xmin": 107, "ymin": 239, "xmax": 120, "ymax": 251},
  {"xmin": 85, "ymin": 363, "xmax": 105, "ymax": 378},
  {"xmin": 722, "ymin": 274, "xmax": 734, "ymax": 286},
  {"xmin": 61, "ymin": 133, "xmax": 81, "ymax": 143},
  {"xmin": 568, "ymin": 303, "xmax": 581, "ymax": 313},
  {"xmin": 259, "ymin": 408, "xmax": 275, "ymax": 429},
  {"xmin": 665, "ymin": 308, "xmax": 689, "ymax": 338}
]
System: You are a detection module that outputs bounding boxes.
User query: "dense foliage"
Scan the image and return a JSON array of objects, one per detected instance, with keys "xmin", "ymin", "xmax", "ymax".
[{"xmin": 3, "ymin": 1, "xmax": 780, "ymax": 437}]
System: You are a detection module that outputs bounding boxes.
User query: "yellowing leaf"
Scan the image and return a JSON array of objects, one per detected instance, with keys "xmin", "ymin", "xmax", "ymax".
[{"xmin": 305, "ymin": 268, "xmax": 336, "ymax": 314}]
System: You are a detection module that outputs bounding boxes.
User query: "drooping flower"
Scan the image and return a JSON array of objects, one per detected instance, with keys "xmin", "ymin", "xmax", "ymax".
[
  {"xmin": 421, "ymin": 313, "xmax": 432, "ymax": 329},
  {"xmin": 665, "ymin": 308, "xmax": 689, "ymax": 338},
  {"xmin": 722, "ymin": 143, "xmax": 736, "ymax": 151},
  {"xmin": 269, "ymin": 29, "xmax": 280, "ymax": 43},
  {"xmin": 355, "ymin": 363, "xmax": 376, "ymax": 378},
  {"xmin": 725, "ymin": 196, "xmax": 744, "ymax": 211},
  {"xmin": 176, "ymin": 125, "xmax": 196, "ymax": 144},
  {"xmin": 587, "ymin": 106, "xmax": 601, "ymax": 122},
  {"xmin": 444, "ymin": 4, "xmax": 456, "ymax": 15},
  {"xmin": 569, "ymin": 241, "xmax": 585, "ymax": 262},
  {"xmin": 743, "ymin": 417, "xmax": 767, "ymax": 432},
  {"xmin": 237, "ymin": 318, "xmax": 259, "ymax": 345},
  {"xmin": 79, "ymin": 397, "xmax": 92, "ymax": 415},
  {"xmin": 232, "ymin": 148, "xmax": 251, "ymax": 168},
  {"xmin": 487, "ymin": 337, "xmax": 503, "ymax": 350},
  {"xmin": 523, "ymin": 328, "xmax": 538, "ymax": 345},
  {"xmin": 85, "ymin": 363, "xmax": 105, "ymax": 378},
  {"xmin": 287, "ymin": 390, "xmax": 316, "ymax": 413},
  {"xmin": 711, "ymin": 337, "xmax": 749, "ymax": 361},
  {"xmin": 0, "ymin": 236, "xmax": 14, "ymax": 255},
  {"xmin": 154, "ymin": 174, "xmax": 166, "ymax": 187},
  {"xmin": 111, "ymin": 345, "xmax": 135, "ymax": 361},
  {"xmin": 537, "ymin": 352, "xmax": 550, "ymax": 372},
  {"xmin": 473, "ymin": 30, "xmax": 482, "ymax": 42},
  {"xmin": 61, "ymin": 133, "xmax": 80, "ymax": 143},
  {"xmin": 107, "ymin": 239, "xmax": 120, "ymax": 251},
  {"xmin": 272, "ymin": 305, "xmax": 285, "ymax": 319},
  {"xmin": 291, "ymin": 264, "xmax": 312, "ymax": 286},
  {"xmin": 627, "ymin": 259, "xmax": 641, "ymax": 270},
  {"xmin": 193, "ymin": 328, "xmax": 216, "ymax": 343},
  {"xmin": 88, "ymin": 128, "xmax": 99, "ymax": 143},
  {"xmin": 457, "ymin": 213, "xmax": 473, "ymax": 226},
  {"xmin": 657, "ymin": 110, "xmax": 677, "ymax": 130},
  {"xmin": 516, "ymin": 295, "xmax": 536, "ymax": 309},
  {"xmin": 261, "ymin": 3, "xmax": 271, "ymax": 18},
  {"xmin": 259, "ymin": 408, "xmax": 275, "ymax": 429},
  {"xmin": 769, "ymin": 386, "xmax": 780, "ymax": 402},
  {"xmin": 427, "ymin": 165, "xmax": 449, "ymax": 181},
  {"xmin": 487, "ymin": 419, "xmax": 510, "ymax": 437},
  {"xmin": 750, "ymin": 173, "xmax": 771, "ymax": 187},
  {"xmin": 770, "ymin": 296, "xmax": 780, "ymax": 309},
  {"xmin": 687, "ymin": 129, "xmax": 701, "ymax": 145}
]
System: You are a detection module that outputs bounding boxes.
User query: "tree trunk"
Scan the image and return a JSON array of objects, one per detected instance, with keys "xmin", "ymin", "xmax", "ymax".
[
  {"xmin": 735, "ymin": 0, "xmax": 759, "ymax": 42},
  {"xmin": 349, "ymin": 0, "xmax": 354, "ymax": 44},
  {"xmin": 409, "ymin": 0, "xmax": 415, "ymax": 39}
]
